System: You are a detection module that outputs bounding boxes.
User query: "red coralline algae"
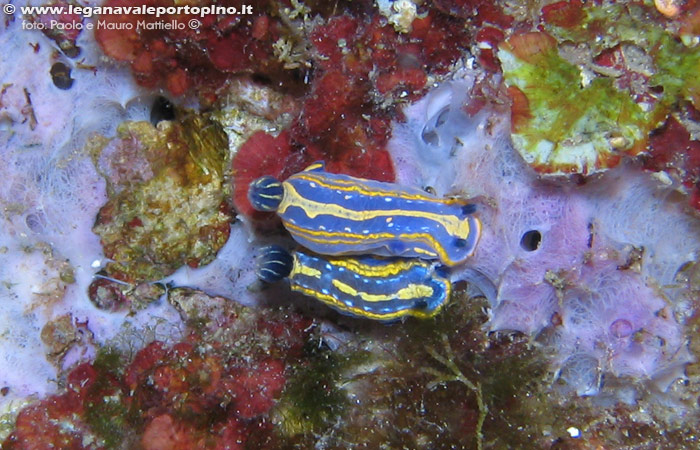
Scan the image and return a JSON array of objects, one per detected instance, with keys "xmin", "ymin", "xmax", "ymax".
[
  {"xmin": 428, "ymin": 0, "xmax": 516, "ymax": 75},
  {"xmin": 593, "ymin": 44, "xmax": 659, "ymax": 108},
  {"xmin": 433, "ymin": 0, "xmax": 513, "ymax": 28},
  {"xmin": 680, "ymin": 7, "xmax": 700, "ymax": 38},
  {"xmin": 301, "ymin": 70, "xmax": 358, "ymax": 136},
  {"xmin": 311, "ymin": 16, "xmax": 360, "ymax": 72},
  {"xmin": 476, "ymin": 27, "xmax": 506, "ymax": 72},
  {"xmin": 124, "ymin": 341, "xmax": 168, "ymax": 390},
  {"xmin": 227, "ymin": 358, "xmax": 286, "ymax": 419},
  {"xmin": 297, "ymin": 9, "xmax": 471, "ymax": 169},
  {"xmin": 541, "ymin": 0, "xmax": 585, "ymax": 29},
  {"xmin": 232, "ymin": 7, "xmax": 474, "ymax": 223},
  {"xmin": 231, "ymin": 129, "xmax": 318, "ymax": 223},
  {"xmin": 408, "ymin": 12, "xmax": 473, "ymax": 72},
  {"xmin": 501, "ymin": 31, "xmax": 558, "ymax": 65},
  {"xmin": 231, "ymin": 6, "xmax": 477, "ymax": 224},
  {"xmin": 95, "ymin": 0, "xmax": 146, "ymax": 62},
  {"xmin": 30, "ymin": 0, "xmax": 84, "ymax": 57},
  {"xmin": 3, "ymin": 363, "xmax": 103, "ymax": 449},
  {"xmin": 3, "ymin": 293, "xmax": 315, "ymax": 449},
  {"xmin": 95, "ymin": 0, "xmax": 296, "ymax": 99},
  {"xmin": 141, "ymin": 414, "xmax": 248, "ymax": 450},
  {"xmin": 506, "ymin": 85, "xmax": 532, "ymax": 134},
  {"xmin": 120, "ymin": 302, "xmax": 308, "ymax": 446},
  {"xmin": 141, "ymin": 414, "xmax": 196, "ymax": 450},
  {"xmin": 231, "ymin": 123, "xmax": 396, "ymax": 225},
  {"xmin": 94, "ymin": 1, "xmax": 480, "ymax": 221},
  {"xmin": 87, "ymin": 277, "xmax": 132, "ymax": 311},
  {"xmin": 644, "ymin": 115, "xmax": 700, "ymax": 210},
  {"xmin": 6, "ymin": 395, "xmax": 88, "ymax": 448},
  {"xmin": 129, "ymin": 345, "xmax": 228, "ymax": 417}
]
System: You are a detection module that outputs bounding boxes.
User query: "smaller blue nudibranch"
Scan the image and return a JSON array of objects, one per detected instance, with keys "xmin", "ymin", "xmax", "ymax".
[
  {"xmin": 257, "ymin": 246, "xmax": 452, "ymax": 321},
  {"xmin": 248, "ymin": 162, "xmax": 481, "ymax": 266}
]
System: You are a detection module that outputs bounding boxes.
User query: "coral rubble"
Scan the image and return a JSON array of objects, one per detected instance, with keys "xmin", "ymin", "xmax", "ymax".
[{"xmin": 91, "ymin": 116, "xmax": 231, "ymax": 284}]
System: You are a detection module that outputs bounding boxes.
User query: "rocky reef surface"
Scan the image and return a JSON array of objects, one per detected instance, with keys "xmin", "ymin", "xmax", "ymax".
[{"xmin": 1, "ymin": 0, "xmax": 700, "ymax": 448}]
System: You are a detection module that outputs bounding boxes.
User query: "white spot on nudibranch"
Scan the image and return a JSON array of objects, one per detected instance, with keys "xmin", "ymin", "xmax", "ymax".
[{"xmin": 567, "ymin": 427, "xmax": 581, "ymax": 439}]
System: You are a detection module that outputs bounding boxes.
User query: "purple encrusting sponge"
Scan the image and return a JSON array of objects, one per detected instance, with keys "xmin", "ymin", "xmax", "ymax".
[{"xmin": 388, "ymin": 75, "xmax": 698, "ymax": 398}]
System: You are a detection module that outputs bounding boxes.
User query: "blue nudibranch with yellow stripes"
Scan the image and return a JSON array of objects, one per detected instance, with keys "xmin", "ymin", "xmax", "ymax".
[
  {"xmin": 248, "ymin": 162, "xmax": 481, "ymax": 267},
  {"xmin": 257, "ymin": 246, "xmax": 452, "ymax": 321}
]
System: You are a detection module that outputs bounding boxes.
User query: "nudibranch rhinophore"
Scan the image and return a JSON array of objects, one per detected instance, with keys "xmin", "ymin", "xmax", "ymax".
[
  {"xmin": 248, "ymin": 162, "xmax": 481, "ymax": 267},
  {"xmin": 257, "ymin": 246, "xmax": 452, "ymax": 321}
]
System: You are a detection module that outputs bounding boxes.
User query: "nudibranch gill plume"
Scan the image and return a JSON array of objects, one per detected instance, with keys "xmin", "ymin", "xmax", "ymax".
[{"xmin": 248, "ymin": 162, "xmax": 481, "ymax": 267}]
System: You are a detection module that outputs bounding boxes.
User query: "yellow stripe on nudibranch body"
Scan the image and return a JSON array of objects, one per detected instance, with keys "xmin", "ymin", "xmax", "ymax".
[
  {"xmin": 256, "ymin": 246, "xmax": 452, "ymax": 321},
  {"xmin": 248, "ymin": 162, "xmax": 481, "ymax": 267}
]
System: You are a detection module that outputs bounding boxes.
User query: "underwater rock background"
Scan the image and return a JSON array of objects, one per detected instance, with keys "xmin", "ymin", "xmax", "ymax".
[
  {"xmin": 392, "ymin": 75, "xmax": 697, "ymax": 397},
  {"xmin": 1, "ymin": 0, "xmax": 700, "ymax": 448}
]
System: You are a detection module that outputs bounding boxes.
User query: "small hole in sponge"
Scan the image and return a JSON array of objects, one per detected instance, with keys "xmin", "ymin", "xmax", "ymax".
[
  {"xmin": 434, "ymin": 107, "xmax": 450, "ymax": 128},
  {"xmin": 520, "ymin": 230, "xmax": 542, "ymax": 251},
  {"xmin": 421, "ymin": 128, "xmax": 439, "ymax": 146},
  {"xmin": 50, "ymin": 62, "xmax": 74, "ymax": 90},
  {"xmin": 150, "ymin": 96, "xmax": 176, "ymax": 125}
]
